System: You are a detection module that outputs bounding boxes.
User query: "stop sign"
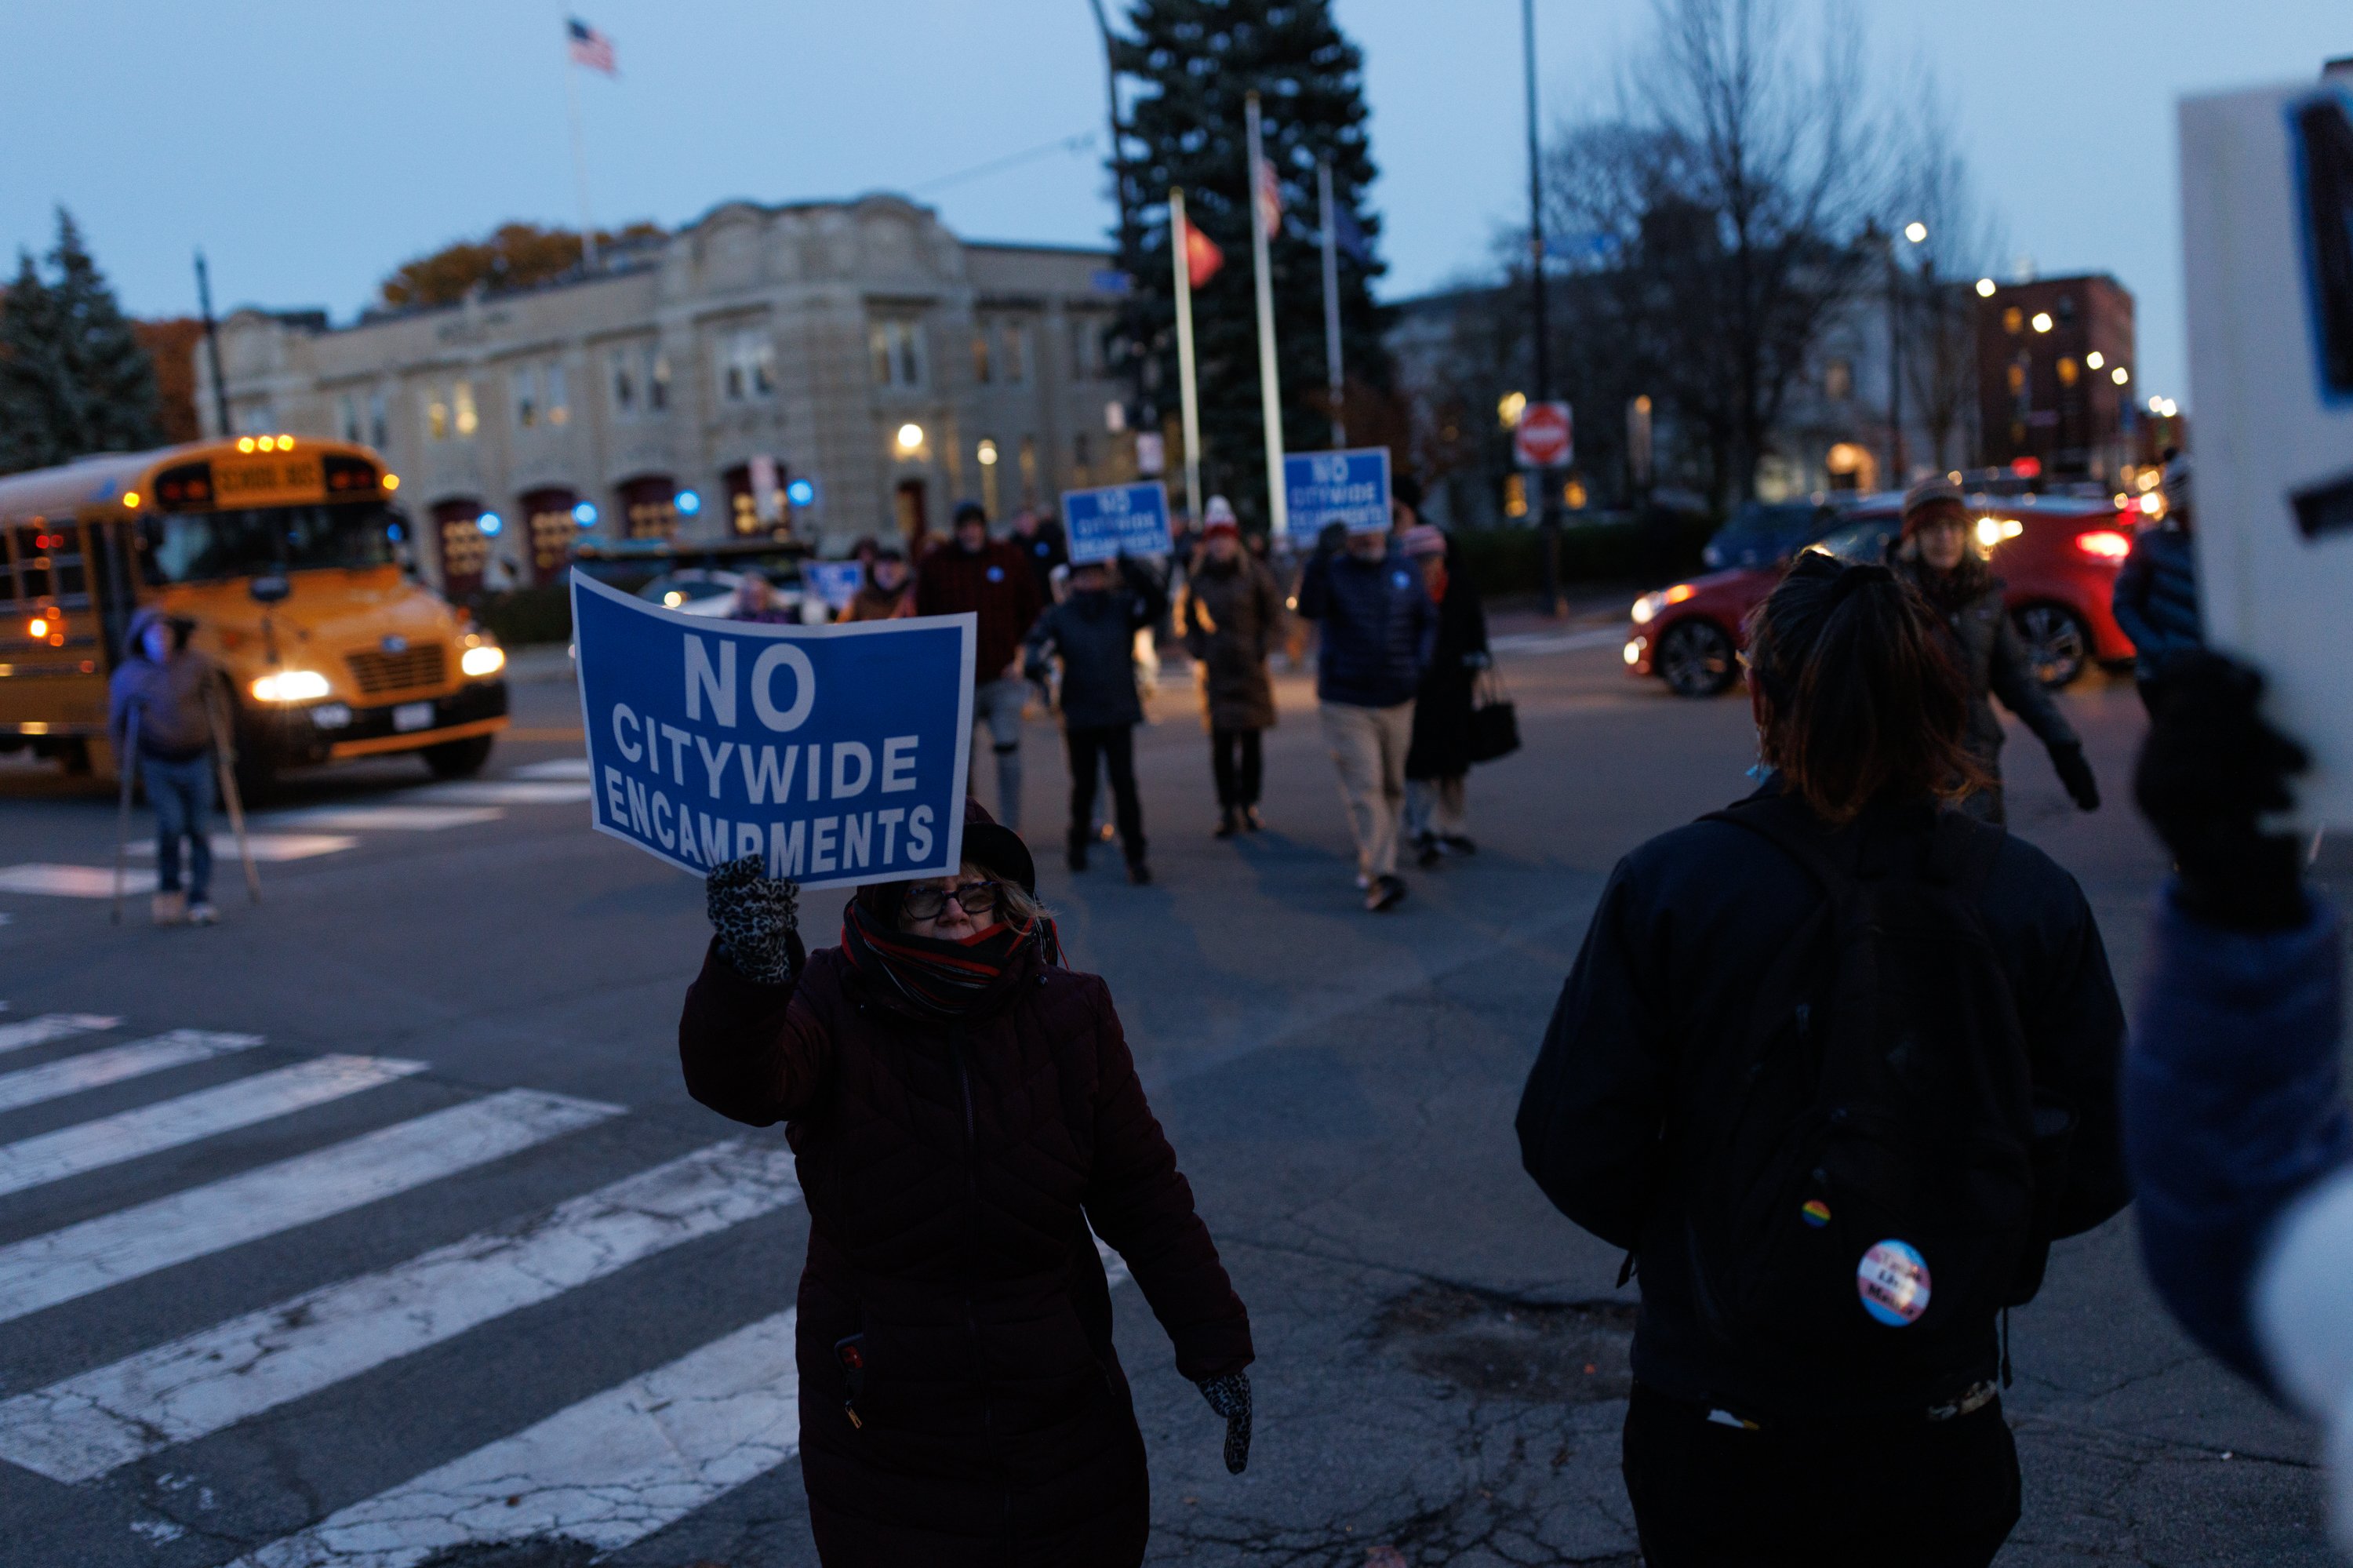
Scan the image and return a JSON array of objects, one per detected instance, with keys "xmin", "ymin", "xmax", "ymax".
[{"xmin": 1514, "ymin": 401, "xmax": 1574, "ymax": 469}]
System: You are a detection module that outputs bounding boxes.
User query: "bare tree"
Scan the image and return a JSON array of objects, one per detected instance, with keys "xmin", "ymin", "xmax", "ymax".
[
  {"xmin": 1892, "ymin": 78, "xmax": 2004, "ymax": 473},
  {"xmin": 1538, "ymin": 0, "xmax": 1885, "ymax": 504}
]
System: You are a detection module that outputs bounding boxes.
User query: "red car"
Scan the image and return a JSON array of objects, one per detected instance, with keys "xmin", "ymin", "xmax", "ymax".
[{"xmin": 1624, "ymin": 495, "xmax": 2140, "ymax": 697}]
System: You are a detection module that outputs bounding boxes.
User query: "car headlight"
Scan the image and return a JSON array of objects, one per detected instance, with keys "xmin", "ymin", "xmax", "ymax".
[
  {"xmin": 460, "ymin": 644, "xmax": 507, "ymax": 678},
  {"xmin": 1631, "ymin": 593, "xmax": 1663, "ymax": 625},
  {"xmin": 251, "ymin": 670, "xmax": 331, "ymax": 702},
  {"xmin": 1624, "ymin": 638, "xmax": 1644, "ymax": 666}
]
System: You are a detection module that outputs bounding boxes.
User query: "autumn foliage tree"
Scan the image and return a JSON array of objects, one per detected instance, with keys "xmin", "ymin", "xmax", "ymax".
[{"xmin": 379, "ymin": 220, "xmax": 665, "ymax": 310}]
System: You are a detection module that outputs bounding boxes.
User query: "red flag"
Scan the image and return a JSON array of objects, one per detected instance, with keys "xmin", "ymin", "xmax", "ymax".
[
  {"xmin": 1255, "ymin": 158, "xmax": 1283, "ymax": 237},
  {"xmin": 1178, "ymin": 213, "xmax": 1224, "ymax": 288}
]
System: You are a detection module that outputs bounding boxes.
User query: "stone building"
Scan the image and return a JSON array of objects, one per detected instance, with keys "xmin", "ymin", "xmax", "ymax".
[{"xmin": 199, "ymin": 195, "xmax": 1133, "ymax": 595}]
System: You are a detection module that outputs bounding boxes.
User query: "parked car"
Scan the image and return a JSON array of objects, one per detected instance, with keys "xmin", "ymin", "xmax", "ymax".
[
  {"xmin": 635, "ymin": 568, "xmax": 812, "ymax": 620},
  {"xmin": 1624, "ymin": 493, "xmax": 2137, "ymax": 697},
  {"xmin": 1698, "ymin": 498, "xmax": 1844, "ymax": 570}
]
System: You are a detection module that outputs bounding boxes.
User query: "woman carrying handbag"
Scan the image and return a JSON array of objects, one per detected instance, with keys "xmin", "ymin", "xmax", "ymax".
[{"xmin": 1401, "ymin": 522, "xmax": 1493, "ymax": 867}]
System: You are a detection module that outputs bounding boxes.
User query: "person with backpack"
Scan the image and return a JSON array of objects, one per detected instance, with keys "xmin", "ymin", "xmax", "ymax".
[
  {"xmin": 1516, "ymin": 552, "xmax": 2129, "ymax": 1566},
  {"xmin": 1892, "ymin": 476, "xmax": 2100, "ymax": 823},
  {"xmin": 107, "ymin": 606, "xmax": 226, "ymax": 927}
]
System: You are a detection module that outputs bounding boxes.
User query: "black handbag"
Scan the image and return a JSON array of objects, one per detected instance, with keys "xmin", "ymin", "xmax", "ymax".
[{"xmin": 1465, "ymin": 666, "xmax": 1521, "ymax": 764}]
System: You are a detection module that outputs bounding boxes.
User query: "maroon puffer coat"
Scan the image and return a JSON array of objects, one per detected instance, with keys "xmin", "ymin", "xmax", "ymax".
[{"xmin": 678, "ymin": 932, "xmax": 1253, "ymax": 1567}]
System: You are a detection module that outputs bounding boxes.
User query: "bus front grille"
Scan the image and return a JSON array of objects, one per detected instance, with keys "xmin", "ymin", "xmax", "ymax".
[{"xmin": 345, "ymin": 645, "xmax": 446, "ymax": 696}]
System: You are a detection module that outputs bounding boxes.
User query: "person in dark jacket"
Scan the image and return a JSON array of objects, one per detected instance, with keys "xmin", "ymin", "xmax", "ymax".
[
  {"xmin": 2111, "ymin": 455, "xmax": 2202, "ymax": 710},
  {"xmin": 1025, "ymin": 555, "xmax": 1169, "ymax": 882},
  {"xmin": 1891, "ymin": 475, "xmax": 2100, "ymax": 824},
  {"xmin": 680, "ymin": 802, "xmax": 1253, "ymax": 1566},
  {"xmin": 2122, "ymin": 650, "xmax": 2353, "ymax": 1547},
  {"xmin": 1296, "ymin": 522, "xmax": 1436, "ymax": 911},
  {"xmin": 842, "ymin": 548, "xmax": 913, "ymax": 623},
  {"xmin": 1517, "ymin": 552, "xmax": 2129, "ymax": 1567},
  {"xmin": 107, "ymin": 606, "xmax": 224, "ymax": 927},
  {"xmin": 1399, "ymin": 521, "xmax": 1489, "ymax": 867},
  {"xmin": 1013, "ymin": 507, "xmax": 1070, "ymax": 602},
  {"xmin": 916, "ymin": 502, "xmax": 1047, "ymax": 831},
  {"xmin": 1177, "ymin": 497, "xmax": 1282, "ymax": 838}
]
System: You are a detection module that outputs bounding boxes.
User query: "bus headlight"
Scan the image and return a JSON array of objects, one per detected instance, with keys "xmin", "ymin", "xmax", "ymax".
[
  {"xmin": 1631, "ymin": 592, "xmax": 1662, "ymax": 624},
  {"xmin": 460, "ymin": 645, "xmax": 506, "ymax": 678},
  {"xmin": 251, "ymin": 669, "xmax": 332, "ymax": 702}
]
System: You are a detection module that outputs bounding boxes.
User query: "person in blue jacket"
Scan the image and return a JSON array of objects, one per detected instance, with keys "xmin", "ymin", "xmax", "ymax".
[
  {"xmin": 2111, "ymin": 456, "xmax": 2202, "ymax": 711},
  {"xmin": 2124, "ymin": 649, "xmax": 2353, "ymax": 1549},
  {"xmin": 1296, "ymin": 519, "xmax": 1436, "ymax": 911}
]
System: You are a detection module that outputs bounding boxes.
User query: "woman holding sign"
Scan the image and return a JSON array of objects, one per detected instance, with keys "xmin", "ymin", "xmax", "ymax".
[{"xmin": 679, "ymin": 801, "xmax": 1254, "ymax": 1565}]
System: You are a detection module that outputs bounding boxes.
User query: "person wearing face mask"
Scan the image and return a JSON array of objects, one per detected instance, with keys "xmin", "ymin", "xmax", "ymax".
[
  {"xmin": 679, "ymin": 800, "xmax": 1254, "ymax": 1566},
  {"xmin": 1889, "ymin": 477, "xmax": 2100, "ymax": 824},
  {"xmin": 1296, "ymin": 504, "xmax": 1437, "ymax": 912},
  {"xmin": 1176, "ymin": 497, "xmax": 1282, "ymax": 838},
  {"xmin": 107, "ymin": 607, "xmax": 225, "ymax": 927}
]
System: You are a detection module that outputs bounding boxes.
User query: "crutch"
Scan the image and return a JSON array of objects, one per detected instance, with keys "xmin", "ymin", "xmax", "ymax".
[
  {"xmin": 111, "ymin": 707, "xmax": 139, "ymax": 926},
  {"xmin": 206, "ymin": 689, "xmax": 262, "ymax": 905}
]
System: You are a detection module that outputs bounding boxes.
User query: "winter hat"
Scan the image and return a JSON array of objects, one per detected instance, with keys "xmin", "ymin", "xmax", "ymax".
[
  {"xmin": 1902, "ymin": 475, "xmax": 1967, "ymax": 524},
  {"xmin": 1394, "ymin": 471, "xmax": 1425, "ymax": 513},
  {"xmin": 952, "ymin": 500, "xmax": 988, "ymax": 529},
  {"xmin": 1202, "ymin": 496, "xmax": 1239, "ymax": 537},
  {"xmin": 1401, "ymin": 524, "xmax": 1447, "ymax": 558},
  {"xmin": 2162, "ymin": 453, "xmax": 2193, "ymax": 513}
]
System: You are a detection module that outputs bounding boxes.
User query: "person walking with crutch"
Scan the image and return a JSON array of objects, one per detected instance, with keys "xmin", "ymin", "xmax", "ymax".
[{"xmin": 108, "ymin": 608, "xmax": 227, "ymax": 926}]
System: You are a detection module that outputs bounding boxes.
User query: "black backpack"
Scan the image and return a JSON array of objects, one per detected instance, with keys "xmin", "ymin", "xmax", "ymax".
[{"xmin": 1678, "ymin": 795, "xmax": 2042, "ymax": 1381}]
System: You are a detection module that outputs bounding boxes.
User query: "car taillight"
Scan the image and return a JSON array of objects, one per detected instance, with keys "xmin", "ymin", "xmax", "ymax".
[{"xmin": 2075, "ymin": 529, "xmax": 2132, "ymax": 563}]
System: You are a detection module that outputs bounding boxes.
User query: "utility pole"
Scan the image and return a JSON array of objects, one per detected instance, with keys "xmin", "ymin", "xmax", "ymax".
[
  {"xmin": 1245, "ymin": 92, "xmax": 1289, "ymax": 537},
  {"xmin": 1886, "ymin": 231, "xmax": 1905, "ymax": 490},
  {"xmin": 194, "ymin": 250, "xmax": 231, "ymax": 438},
  {"xmin": 1089, "ymin": 0, "xmax": 1152, "ymax": 461},
  {"xmin": 1523, "ymin": 0, "xmax": 1562, "ymax": 615},
  {"xmin": 1318, "ymin": 157, "xmax": 1346, "ymax": 449}
]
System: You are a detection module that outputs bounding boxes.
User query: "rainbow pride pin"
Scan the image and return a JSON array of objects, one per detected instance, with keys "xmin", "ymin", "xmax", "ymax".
[{"xmin": 1800, "ymin": 1199, "xmax": 1832, "ymax": 1228}]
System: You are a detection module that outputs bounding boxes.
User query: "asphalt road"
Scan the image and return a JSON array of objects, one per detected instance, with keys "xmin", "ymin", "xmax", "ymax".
[{"xmin": 0, "ymin": 611, "xmax": 2329, "ymax": 1567}]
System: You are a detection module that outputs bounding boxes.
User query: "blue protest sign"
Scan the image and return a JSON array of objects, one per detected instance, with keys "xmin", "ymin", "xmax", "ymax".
[
  {"xmin": 804, "ymin": 561, "xmax": 864, "ymax": 614},
  {"xmin": 1284, "ymin": 447, "xmax": 1391, "ymax": 537},
  {"xmin": 569, "ymin": 571, "xmax": 973, "ymax": 890},
  {"xmin": 1062, "ymin": 482, "xmax": 1172, "ymax": 564}
]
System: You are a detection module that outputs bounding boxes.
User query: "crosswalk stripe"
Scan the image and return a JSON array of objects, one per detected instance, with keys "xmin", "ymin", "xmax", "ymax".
[
  {"xmin": 0, "ymin": 1089, "xmax": 620, "ymax": 1326},
  {"xmin": 0, "ymin": 1014, "xmax": 119, "ymax": 1058},
  {"xmin": 0, "ymin": 1055, "xmax": 426, "ymax": 1201},
  {"xmin": 406, "ymin": 780, "xmax": 591, "ymax": 806},
  {"xmin": 126, "ymin": 834, "xmax": 356, "ymax": 862},
  {"xmin": 0, "ymin": 1140, "xmax": 801, "ymax": 1483},
  {"xmin": 227, "ymin": 1308, "xmax": 800, "ymax": 1568},
  {"xmin": 0, "ymin": 1031, "xmax": 264, "ymax": 1115},
  {"xmin": 510, "ymin": 758, "xmax": 591, "ymax": 780},
  {"xmin": 261, "ymin": 806, "xmax": 504, "ymax": 832}
]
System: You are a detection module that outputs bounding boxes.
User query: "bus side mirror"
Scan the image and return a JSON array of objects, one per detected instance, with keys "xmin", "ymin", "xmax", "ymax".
[{"xmin": 249, "ymin": 575, "xmax": 291, "ymax": 605}]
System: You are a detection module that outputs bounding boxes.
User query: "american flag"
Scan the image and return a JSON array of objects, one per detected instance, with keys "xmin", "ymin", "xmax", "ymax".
[
  {"xmin": 1254, "ymin": 156, "xmax": 1283, "ymax": 238},
  {"xmin": 567, "ymin": 18, "xmax": 616, "ymax": 75}
]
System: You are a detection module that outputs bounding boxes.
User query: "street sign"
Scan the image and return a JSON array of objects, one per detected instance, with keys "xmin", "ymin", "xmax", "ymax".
[
  {"xmin": 1515, "ymin": 401, "xmax": 1574, "ymax": 469},
  {"xmin": 2183, "ymin": 80, "xmax": 2353, "ymax": 825},
  {"xmin": 1062, "ymin": 481, "xmax": 1172, "ymax": 564},
  {"xmin": 803, "ymin": 561, "xmax": 864, "ymax": 614},
  {"xmin": 1282, "ymin": 447, "xmax": 1391, "ymax": 537},
  {"xmin": 569, "ymin": 571, "xmax": 974, "ymax": 889}
]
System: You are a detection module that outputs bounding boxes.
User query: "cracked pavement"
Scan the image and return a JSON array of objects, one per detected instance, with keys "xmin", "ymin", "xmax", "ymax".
[{"xmin": 0, "ymin": 618, "xmax": 2333, "ymax": 1564}]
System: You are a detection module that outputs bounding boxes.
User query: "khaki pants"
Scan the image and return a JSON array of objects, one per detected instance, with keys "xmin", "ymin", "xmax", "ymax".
[{"xmin": 1319, "ymin": 700, "xmax": 1413, "ymax": 881}]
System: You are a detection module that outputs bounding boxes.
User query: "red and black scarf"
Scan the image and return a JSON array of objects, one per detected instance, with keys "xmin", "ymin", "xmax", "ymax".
[{"xmin": 840, "ymin": 899, "xmax": 1056, "ymax": 1022}]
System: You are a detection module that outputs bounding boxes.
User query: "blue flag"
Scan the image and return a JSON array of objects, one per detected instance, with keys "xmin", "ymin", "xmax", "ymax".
[{"xmin": 570, "ymin": 572, "xmax": 974, "ymax": 890}]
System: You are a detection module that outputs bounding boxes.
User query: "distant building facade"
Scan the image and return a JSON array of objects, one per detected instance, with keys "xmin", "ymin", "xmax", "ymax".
[
  {"xmin": 1974, "ymin": 273, "xmax": 2137, "ymax": 483},
  {"xmin": 200, "ymin": 196, "xmax": 1131, "ymax": 595}
]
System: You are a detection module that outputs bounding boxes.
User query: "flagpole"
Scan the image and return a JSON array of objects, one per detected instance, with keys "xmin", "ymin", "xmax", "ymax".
[
  {"xmin": 1169, "ymin": 188, "xmax": 1205, "ymax": 529},
  {"xmin": 1244, "ymin": 92, "xmax": 1286, "ymax": 537},
  {"xmin": 564, "ymin": 49, "xmax": 599, "ymax": 272},
  {"xmin": 1317, "ymin": 157, "xmax": 1345, "ymax": 450}
]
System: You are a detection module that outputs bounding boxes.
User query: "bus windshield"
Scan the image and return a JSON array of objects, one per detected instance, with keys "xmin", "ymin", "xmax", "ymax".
[{"xmin": 144, "ymin": 502, "xmax": 400, "ymax": 584}]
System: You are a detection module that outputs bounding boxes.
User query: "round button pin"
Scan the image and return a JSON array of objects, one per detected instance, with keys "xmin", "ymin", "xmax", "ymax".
[{"xmin": 1857, "ymin": 1239, "xmax": 1931, "ymax": 1326}]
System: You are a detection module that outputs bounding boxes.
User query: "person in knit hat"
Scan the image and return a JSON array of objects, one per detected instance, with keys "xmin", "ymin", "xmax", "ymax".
[{"xmin": 1178, "ymin": 497, "xmax": 1285, "ymax": 837}]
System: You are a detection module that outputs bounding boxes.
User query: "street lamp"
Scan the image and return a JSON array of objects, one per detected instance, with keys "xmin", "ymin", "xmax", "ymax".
[
  {"xmin": 896, "ymin": 422, "xmax": 925, "ymax": 453},
  {"xmin": 1904, "ymin": 221, "xmax": 1928, "ymax": 245},
  {"xmin": 1975, "ymin": 277, "xmax": 1997, "ymax": 298},
  {"xmin": 1887, "ymin": 221, "xmax": 1926, "ymax": 487}
]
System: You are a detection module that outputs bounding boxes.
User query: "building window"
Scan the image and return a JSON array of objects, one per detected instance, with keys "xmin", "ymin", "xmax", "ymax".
[
  {"xmin": 870, "ymin": 318, "xmax": 926, "ymax": 390},
  {"xmin": 546, "ymin": 363, "xmax": 569, "ymax": 425},
  {"xmin": 972, "ymin": 329, "xmax": 993, "ymax": 385},
  {"xmin": 1824, "ymin": 358, "xmax": 1853, "ymax": 402},
  {"xmin": 2002, "ymin": 306, "xmax": 2024, "ymax": 336},
  {"xmin": 646, "ymin": 347, "xmax": 671, "ymax": 412},
  {"xmin": 512, "ymin": 367, "xmax": 539, "ymax": 429},
  {"xmin": 1070, "ymin": 317, "xmax": 1097, "ymax": 379},
  {"xmin": 2057, "ymin": 355, "xmax": 2080, "ymax": 388},
  {"xmin": 1001, "ymin": 323, "xmax": 1027, "ymax": 385},
  {"xmin": 720, "ymin": 329, "xmax": 776, "ymax": 403},
  {"xmin": 337, "ymin": 393, "xmax": 362, "ymax": 443},
  {"xmin": 424, "ymin": 390, "xmax": 449, "ymax": 442},
  {"xmin": 1019, "ymin": 435, "xmax": 1038, "ymax": 505},
  {"xmin": 610, "ymin": 348, "xmax": 638, "ymax": 415},
  {"xmin": 1072, "ymin": 431, "xmax": 1092, "ymax": 482},
  {"xmin": 368, "ymin": 391, "xmax": 388, "ymax": 449},
  {"xmin": 453, "ymin": 380, "xmax": 479, "ymax": 438}
]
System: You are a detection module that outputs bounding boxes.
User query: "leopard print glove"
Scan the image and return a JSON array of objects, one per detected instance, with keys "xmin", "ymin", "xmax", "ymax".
[
  {"xmin": 1196, "ymin": 1371, "xmax": 1253, "ymax": 1475},
  {"xmin": 705, "ymin": 855, "xmax": 803, "ymax": 985}
]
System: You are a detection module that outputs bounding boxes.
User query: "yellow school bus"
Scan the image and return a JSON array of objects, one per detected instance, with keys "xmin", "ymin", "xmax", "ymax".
[{"xmin": 0, "ymin": 435, "xmax": 506, "ymax": 789}]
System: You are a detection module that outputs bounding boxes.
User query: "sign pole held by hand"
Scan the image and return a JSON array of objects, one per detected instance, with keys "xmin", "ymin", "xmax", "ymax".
[
  {"xmin": 1245, "ymin": 92, "xmax": 1287, "ymax": 537},
  {"xmin": 205, "ymin": 688, "xmax": 262, "ymax": 904}
]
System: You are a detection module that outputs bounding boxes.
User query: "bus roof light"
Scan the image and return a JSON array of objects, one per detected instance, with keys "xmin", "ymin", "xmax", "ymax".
[
  {"xmin": 236, "ymin": 437, "xmax": 256, "ymax": 453},
  {"xmin": 383, "ymin": 473, "xmax": 400, "ymax": 491},
  {"xmin": 121, "ymin": 492, "xmax": 140, "ymax": 509}
]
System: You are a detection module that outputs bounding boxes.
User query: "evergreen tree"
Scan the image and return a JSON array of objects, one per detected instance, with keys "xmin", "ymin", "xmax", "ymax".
[
  {"xmin": 1111, "ymin": 0, "xmax": 1388, "ymax": 527},
  {"xmin": 0, "ymin": 209, "xmax": 163, "ymax": 474}
]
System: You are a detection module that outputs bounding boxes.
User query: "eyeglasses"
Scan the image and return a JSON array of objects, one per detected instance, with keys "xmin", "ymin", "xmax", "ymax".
[{"xmin": 902, "ymin": 882, "xmax": 1001, "ymax": 921}]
